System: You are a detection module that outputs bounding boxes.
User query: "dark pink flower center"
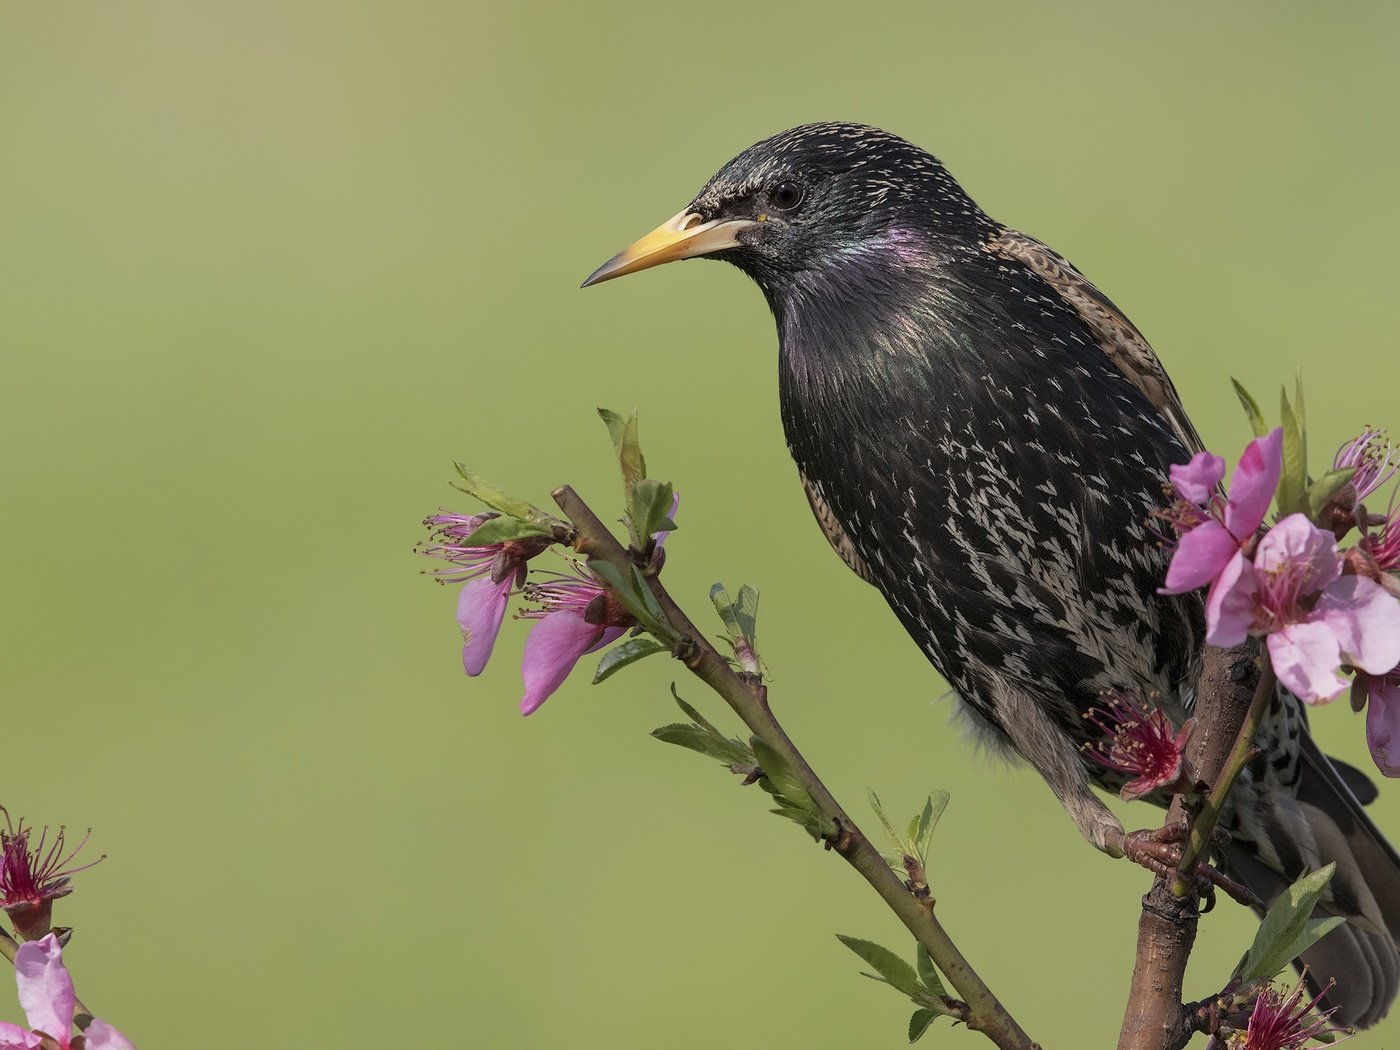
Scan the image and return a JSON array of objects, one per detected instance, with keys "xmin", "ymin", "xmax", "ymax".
[
  {"xmin": 0, "ymin": 814, "xmax": 102, "ymax": 909},
  {"xmin": 419, "ymin": 512, "xmax": 548, "ymax": 585},
  {"xmin": 1242, "ymin": 977, "xmax": 1348, "ymax": 1049},
  {"xmin": 1150, "ymin": 492, "xmax": 1220, "ymax": 544},
  {"xmin": 522, "ymin": 570, "xmax": 637, "ymax": 629},
  {"xmin": 1250, "ymin": 559, "xmax": 1324, "ymax": 634},
  {"xmin": 1334, "ymin": 429, "xmax": 1397, "ymax": 503},
  {"xmin": 1083, "ymin": 693, "xmax": 1189, "ymax": 797}
]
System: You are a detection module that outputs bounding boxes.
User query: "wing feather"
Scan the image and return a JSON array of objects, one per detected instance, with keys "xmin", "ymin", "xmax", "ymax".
[{"xmin": 990, "ymin": 229, "xmax": 1203, "ymax": 455}]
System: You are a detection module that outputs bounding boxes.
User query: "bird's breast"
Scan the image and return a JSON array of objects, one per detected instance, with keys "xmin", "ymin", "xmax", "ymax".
[{"xmin": 775, "ymin": 278, "xmax": 1202, "ymax": 734}]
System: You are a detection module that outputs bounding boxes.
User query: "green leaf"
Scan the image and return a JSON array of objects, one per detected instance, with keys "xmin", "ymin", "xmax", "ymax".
[
  {"xmin": 710, "ymin": 584, "xmax": 742, "ymax": 638},
  {"xmin": 711, "ymin": 584, "xmax": 763, "ymax": 675},
  {"xmin": 593, "ymin": 636, "xmax": 669, "ymax": 683},
  {"xmin": 1307, "ymin": 468, "xmax": 1356, "ymax": 519},
  {"xmin": 911, "ymin": 791, "xmax": 950, "ymax": 866},
  {"xmin": 770, "ymin": 806, "xmax": 827, "ymax": 838},
  {"xmin": 650, "ymin": 724, "xmax": 751, "ymax": 767},
  {"xmin": 908, "ymin": 1009, "xmax": 938, "ymax": 1043},
  {"xmin": 835, "ymin": 936, "xmax": 925, "ymax": 999},
  {"xmin": 597, "ymin": 407, "xmax": 646, "ymax": 490},
  {"xmin": 451, "ymin": 465, "xmax": 547, "ymax": 522},
  {"xmin": 916, "ymin": 945, "xmax": 946, "ymax": 997},
  {"xmin": 1231, "ymin": 379, "xmax": 1269, "ymax": 438},
  {"xmin": 1294, "ymin": 372, "xmax": 1308, "ymax": 449},
  {"xmin": 869, "ymin": 789, "xmax": 906, "ymax": 856},
  {"xmin": 733, "ymin": 585, "xmax": 760, "ymax": 643},
  {"xmin": 879, "ymin": 850, "xmax": 906, "ymax": 870},
  {"xmin": 597, "ymin": 407, "xmax": 627, "ymax": 450},
  {"xmin": 454, "ymin": 515, "xmax": 552, "ymax": 545},
  {"xmin": 1237, "ymin": 863, "xmax": 1337, "ymax": 982},
  {"xmin": 1278, "ymin": 389, "xmax": 1308, "ymax": 517},
  {"xmin": 629, "ymin": 477, "xmax": 676, "ymax": 541},
  {"xmin": 751, "ymin": 738, "xmax": 815, "ymax": 812},
  {"xmin": 671, "ymin": 684, "xmax": 725, "ymax": 737},
  {"xmin": 653, "ymin": 686, "xmax": 753, "ymax": 766}
]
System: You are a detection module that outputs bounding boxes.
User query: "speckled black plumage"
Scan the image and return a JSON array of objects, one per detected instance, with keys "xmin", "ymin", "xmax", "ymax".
[
  {"xmin": 692, "ymin": 125, "xmax": 1202, "ymax": 767},
  {"xmin": 618, "ymin": 123, "xmax": 1399, "ymax": 1026}
]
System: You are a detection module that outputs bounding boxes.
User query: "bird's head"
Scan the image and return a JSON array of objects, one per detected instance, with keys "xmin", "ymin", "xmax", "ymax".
[{"xmin": 582, "ymin": 123, "xmax": 990, "ymax": 298}]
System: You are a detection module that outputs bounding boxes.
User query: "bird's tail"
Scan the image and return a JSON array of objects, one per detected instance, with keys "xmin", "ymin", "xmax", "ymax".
[{"xmin": 1222, "ymin": 732, "xmax": 1400, "ymax": 1029}]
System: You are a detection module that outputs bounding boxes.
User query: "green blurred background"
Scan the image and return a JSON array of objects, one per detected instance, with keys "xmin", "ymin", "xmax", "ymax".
[{"xmin": 2, "ymin": 3, "xmax": 1398, "ymax": 1045}]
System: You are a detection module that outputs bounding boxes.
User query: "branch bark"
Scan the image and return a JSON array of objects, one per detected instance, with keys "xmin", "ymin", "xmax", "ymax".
[
  {"xmin": 1117, "ymin": 642, "xmax": 1269, "ymax": 1049},
  {"xmin": 555, "ymin": 485, "xmax": 1038, "ymax": 1050}
]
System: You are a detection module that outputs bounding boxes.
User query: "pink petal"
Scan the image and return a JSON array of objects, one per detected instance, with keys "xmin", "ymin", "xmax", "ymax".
[
  {"xmin": 1314, "ymin": 576, "xmax": 1400, "ymax": 675},
  {"xmin": 586, "ymin": 626, "xmax": 627, "ymax": 655},
  {"xmin": 1224, "ymin": 428, "xmax": 1282, "ymax": 539},
  {"xmin": 457, "ymin": 575, "xmax": 511, "ymax": 677},
  {"xmin": 1170, "ymin": 451, "xmax": 1226, "ymax": 504},
  {"xmin": 1268, "ymin": 621, "xmax": 1348, "ymax": 703},
  {"xmin": 1252, "ymin": 513, "xmax": 1341, "ymax": 587},
  {"xmin": 83, "ymin": 1019, "xmax": 136, "ymax": 1050},
  {"xmin": 1204, "ymin": 551, "xmax": 1257, "ymax": 646},
  {"xmin": 0, "ymin": 1025, "xmax": 42, "ymax": 1050},
  {"xmin": 14, "ymin": 935, "xmax": 73, "ymax": 1043},
  {"xmin": 1366, "ymin": 676, "xmax": 1400, "ymax": 777},
  {"xmin": 1161, "ymin": 519, "xmax": 1238, "ymax": 594},
  {"xmin": 519, "ymin": 611, "xmax": 605, "ymax": 715}
]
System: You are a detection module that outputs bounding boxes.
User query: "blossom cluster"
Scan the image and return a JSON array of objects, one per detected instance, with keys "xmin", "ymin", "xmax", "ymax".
[
  {"xmin": 420, "ymin": 499, "xmax": 677, "ymax": 714},
  {"xmin": 1158, "ymin": 427, "xmax": 1400, "ymax": 776},
  {"xmin": 0, "ymin": 814, "xmax": 130, "ymax": 1048}
]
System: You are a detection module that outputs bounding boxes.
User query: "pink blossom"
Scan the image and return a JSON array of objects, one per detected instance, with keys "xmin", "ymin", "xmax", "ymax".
[
  {"xmin": 419, "ymin": 512, "xmax": 551, "ymax": 676},
  {"xmin": 1235, "ymin": 975, "xmax": 1349, "ymax": 1049},
  {"xmin": 1170, "ymin": 450, "xmax": 1227, "ymax": 505},
  {"xmin": 1082, "ymin": 691, "xmax": 1195, "ymax": 801},
  {"xmin": 1333, "ymin": 428, "xmax": 1396, "ymax": 503},
  {"xmin": 518, "ymin": 574, "xmax": 630, "ymax": 715},
  {"xmin": 1160, "ymin": 429, "xmax": 1283, "ymax": 596},
  {"xmin": 0, "ymin": 935, "xmax": 133, "ymax": 1050},
  {"xmin": 1208, "ymin": 515, "xmax": 1400, "ymax": 702},
  {"xmin": 515, "ymin": 495, "xmax": 678, "ymax": 714},
  {"xmin": 1358, "ymin": 669, "xmax": 1400, "ymax": 777},
  {"xmin": 0, "ymin": 815, "xmax": 101, "ymax": 942}
]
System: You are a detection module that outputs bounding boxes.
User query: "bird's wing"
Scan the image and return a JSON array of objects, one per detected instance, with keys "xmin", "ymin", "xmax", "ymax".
[
  {"xmin": 990, "ymin": 229, "xmax": 1204, "ymax": 455},
  {"xmin": 799, "ymin": 469, "xmax": 874, "ymax": 583}
]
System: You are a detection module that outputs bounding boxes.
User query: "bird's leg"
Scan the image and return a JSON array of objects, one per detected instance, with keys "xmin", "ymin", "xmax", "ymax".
[
  {"xmin": 1105, "ymin": 822, "xmax": 1259, "ymax": 909},
  {"xmin": 990, "ymin": 682, "xmax": 1259, "ymax": 907}
]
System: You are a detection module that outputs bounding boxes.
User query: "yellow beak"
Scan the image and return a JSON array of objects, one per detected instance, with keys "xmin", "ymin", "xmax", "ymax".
[{"xmin": 582, "ymin": 209, "xmax": 757, "ymax": 287}]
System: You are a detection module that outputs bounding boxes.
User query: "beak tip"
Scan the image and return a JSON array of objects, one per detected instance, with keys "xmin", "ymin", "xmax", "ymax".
[
  {"xmin": 580, "ymin": 209, "xmax": 746, "ymax": 290},
  {"xmin": 580, "ymin": 257, "xmax": 620, "ymax": 289}
]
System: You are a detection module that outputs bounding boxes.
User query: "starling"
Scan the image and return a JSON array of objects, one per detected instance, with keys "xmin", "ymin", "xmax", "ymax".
[{"xmin": 584, "ymin": 123, "xmax": 1399, "ymax": 1027}]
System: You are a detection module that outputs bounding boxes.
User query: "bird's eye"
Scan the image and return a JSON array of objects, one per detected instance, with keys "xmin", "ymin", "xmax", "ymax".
[{"xmin": 769, "ymin": 179, "xmax": 804, "ymax": 211}]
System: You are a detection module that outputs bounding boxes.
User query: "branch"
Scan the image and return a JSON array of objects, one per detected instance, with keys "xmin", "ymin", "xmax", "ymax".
[
  {"xmin": 1117, "ymin": 642, "xmax": 1268, "ymax": 1050},
  {"xmin": 554, "ymin": 485, "xmax": 1038, "ymax": 1050}
]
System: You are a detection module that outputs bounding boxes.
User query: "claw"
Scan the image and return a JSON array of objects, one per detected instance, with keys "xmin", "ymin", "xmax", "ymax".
[{"xmin": 1112, "ymin": 824, "xmax": 1263, "ymax": 909}]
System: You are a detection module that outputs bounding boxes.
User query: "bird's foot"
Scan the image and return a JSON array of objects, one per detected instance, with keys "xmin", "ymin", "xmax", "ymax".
[{"xmin": 1108, "ymin": 821, "xmax": 1261, "ymax": 911}]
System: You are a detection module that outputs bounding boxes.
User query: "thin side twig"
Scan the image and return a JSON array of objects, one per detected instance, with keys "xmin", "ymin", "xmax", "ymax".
[{"xmin": 555, "ymin": 485, "xmax": 1039, "ymax": 1050}]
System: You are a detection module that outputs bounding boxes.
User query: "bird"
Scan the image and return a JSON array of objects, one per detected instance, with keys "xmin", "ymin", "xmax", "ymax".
[{"xmin": 582, "ymin": 122, "xmax": 1400, "ymax": 1027}]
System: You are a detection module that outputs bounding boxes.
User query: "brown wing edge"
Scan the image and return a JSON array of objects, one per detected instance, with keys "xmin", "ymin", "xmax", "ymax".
[
  {"xmin": 799, "ymin": 470, "xmax": 875, "ymax": 583},
  {"xmin": 989, "ymin": 228, "xmax": 1204, "ymax": 456}
]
